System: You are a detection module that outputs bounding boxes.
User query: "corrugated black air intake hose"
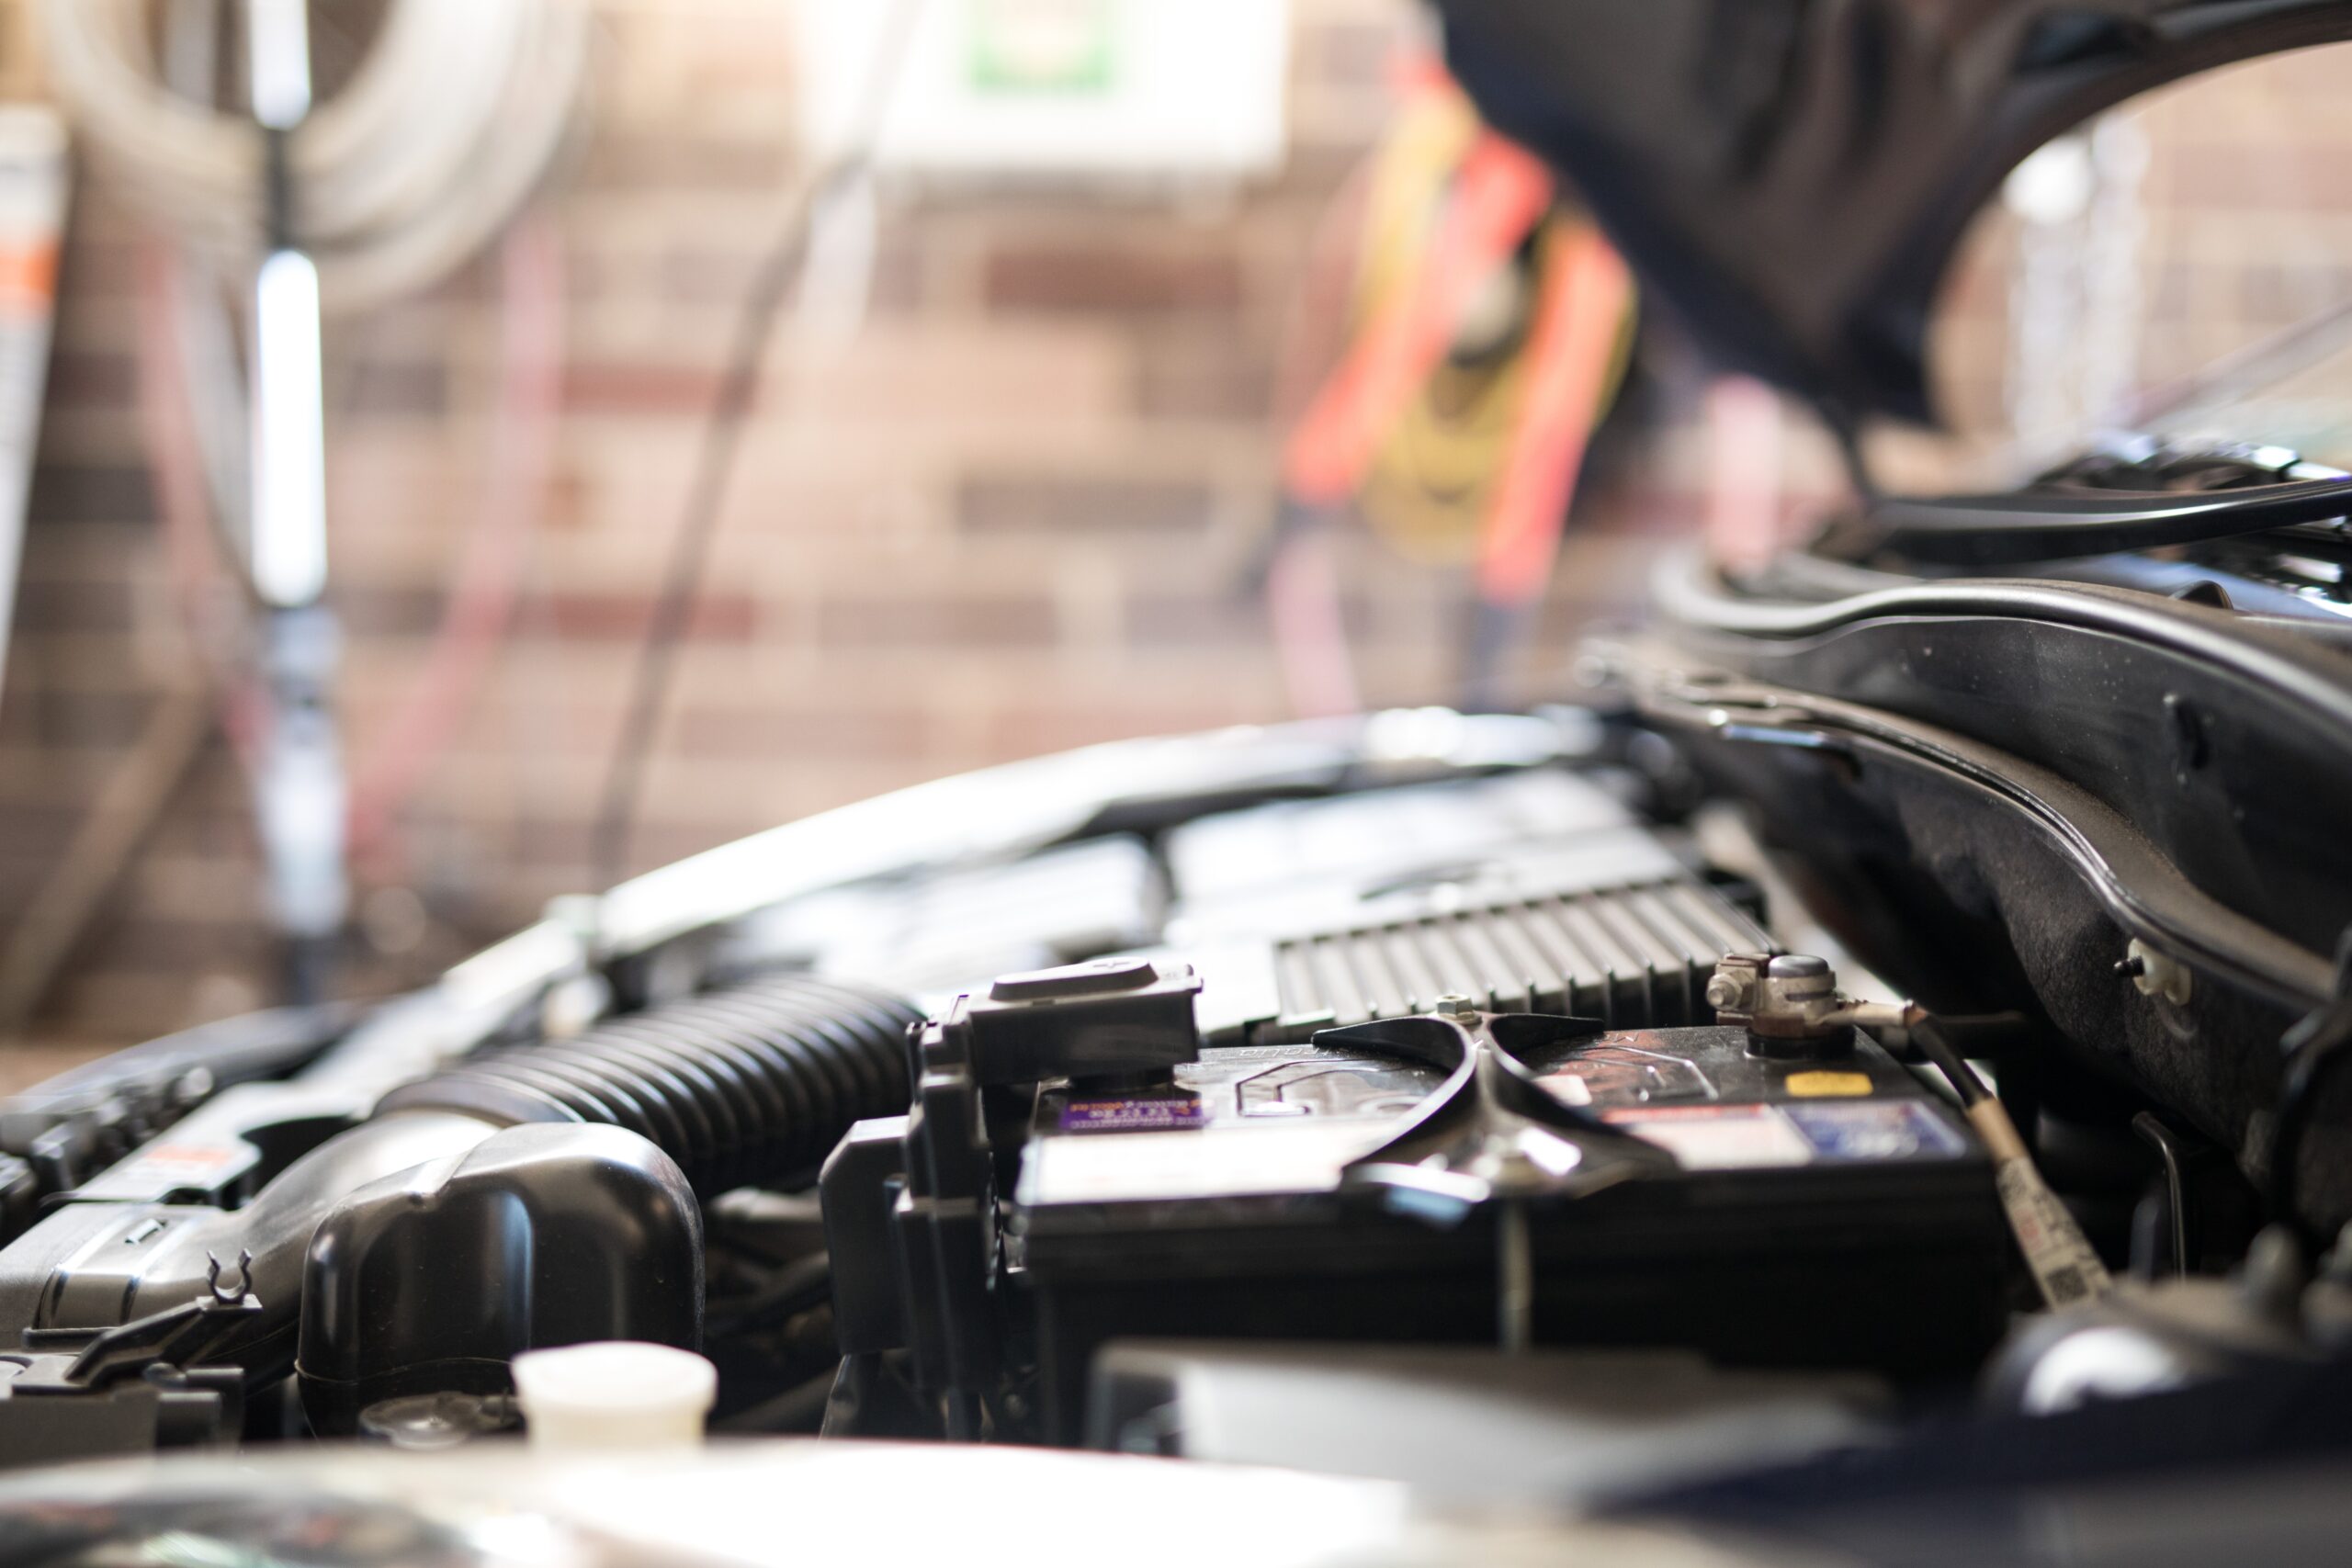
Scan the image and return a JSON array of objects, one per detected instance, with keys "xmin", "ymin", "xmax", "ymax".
[{"xmin": 376, "ymin": 973, "xmax": 922, "ymax": 1195}]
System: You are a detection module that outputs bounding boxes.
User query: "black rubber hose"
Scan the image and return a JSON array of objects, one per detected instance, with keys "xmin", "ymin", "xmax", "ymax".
[{"xmin": 376, "ymin": 973, "xmax": 922, "ymax": 1196}]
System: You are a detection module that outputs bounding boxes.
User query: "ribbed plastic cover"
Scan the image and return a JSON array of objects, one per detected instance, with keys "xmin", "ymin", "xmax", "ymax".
[{"xmin": 1266, "ymin": 876, "xmax": 1770, "ymax": 1037}]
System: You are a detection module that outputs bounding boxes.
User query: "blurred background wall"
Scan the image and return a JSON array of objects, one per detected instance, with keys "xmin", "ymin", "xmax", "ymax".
[{"xmin": 0, "ymin": 0, "xmax": 2344, "ymax": 1066}]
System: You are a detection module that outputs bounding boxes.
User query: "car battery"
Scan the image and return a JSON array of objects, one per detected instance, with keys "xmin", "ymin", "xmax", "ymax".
[{"xmin": 1012, "ymin": 1015, "xmax": 2010, "ymax": 1439}]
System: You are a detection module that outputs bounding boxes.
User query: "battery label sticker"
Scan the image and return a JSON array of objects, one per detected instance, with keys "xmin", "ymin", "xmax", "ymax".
[
  {"xmin": 1782, "ymin": 1100, "xmax": 1967, "ymax": 1162},
  {"xmin": 1025, "ymin": 1122, "xmax": 1392, "ymax": 1202},
  {"xmin": 1058, "ymin": 1097, "xmax": 1205, "ymax": 1134},
  {"xmin": 1601, "ymin": 1104, "xmax": 1813, "ymax": 1169},
  {"xmin": 1783, "ymin": 1070, "xmax": 1873, "ymax": 1098}
]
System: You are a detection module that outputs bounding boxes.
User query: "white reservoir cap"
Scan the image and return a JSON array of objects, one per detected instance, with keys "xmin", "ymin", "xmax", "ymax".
[{"xmin": 512, "ymin": 1341, "xmax": 718, "ymax": 1451}]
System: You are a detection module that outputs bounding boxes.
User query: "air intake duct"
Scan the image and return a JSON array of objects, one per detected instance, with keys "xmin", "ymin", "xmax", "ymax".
[
  {"xmin": 298, "ymin": 972, "xmax": 920, "ymax": 1430},
  {"xmin": 375, "ymin": 972, "xmax": 922, "ymax": 1197}
]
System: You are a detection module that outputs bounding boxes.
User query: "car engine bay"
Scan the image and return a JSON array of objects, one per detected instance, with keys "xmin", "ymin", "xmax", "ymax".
[
  {"xmin": 6, "ymin": 526, "xmax": 2352, "ymax": 1550},
  {"xmin": 9, "ymin": 3, "xmax": 2352, "ymax": 1563}
]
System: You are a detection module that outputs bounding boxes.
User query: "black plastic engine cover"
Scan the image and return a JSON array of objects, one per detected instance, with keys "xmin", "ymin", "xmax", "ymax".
[{"xmin": 297, "ymin": 1123, "xmax": 704, "ymax": 1434}]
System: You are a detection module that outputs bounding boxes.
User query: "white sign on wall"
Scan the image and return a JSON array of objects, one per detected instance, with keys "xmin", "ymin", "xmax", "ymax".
[{"xmin": 791, "ymin": 0, "xmax": 1293, "ymax": 182}]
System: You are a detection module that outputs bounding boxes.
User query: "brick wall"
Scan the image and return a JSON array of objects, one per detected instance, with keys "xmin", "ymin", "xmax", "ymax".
[
  {"xmin": 2, "ymin": 7, "xmax": 2348, "ymax": 1057},
  {"xmin": 8, "ymin": 0, "xmax": 1577, "ymax": 1049}
]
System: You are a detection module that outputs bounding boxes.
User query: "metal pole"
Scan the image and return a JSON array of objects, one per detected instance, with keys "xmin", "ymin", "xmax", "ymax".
[{"xmin": 245, "ymin": 0, "xmax": 345, "ymax": 1001}]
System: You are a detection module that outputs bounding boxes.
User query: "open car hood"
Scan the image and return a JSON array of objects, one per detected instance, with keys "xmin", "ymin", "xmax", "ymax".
[{"xmin": 1434, "ymin": 0, "xmax": 2352, "ymax": 425}]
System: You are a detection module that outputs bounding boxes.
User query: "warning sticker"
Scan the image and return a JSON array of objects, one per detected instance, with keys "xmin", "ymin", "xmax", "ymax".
[
  {"xmin": 1782, "ymin": 1100, "xmax": 1967, "ymax": 1162},
  {"xmin": 1602, "ymin": 1104, "xmax": 1814, "ymax": 1169},
  {"xmin": 121, "ymin": 1143, "xmax": 244, "ymax": 1181},
  {"xmin": 1057, "ymin": 1097, "xmax": 1205, "ymax": 1134}
]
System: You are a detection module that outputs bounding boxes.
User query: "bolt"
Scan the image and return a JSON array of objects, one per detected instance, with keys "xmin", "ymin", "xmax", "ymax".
[
  {"xmin": 2115, "ymin": 955, "xmax": 2146, "ymax": 978},
  {"xmin": 1704, "ymin": 973, "xmax": 1747, "ymax": 1010},
  {"xmin": 1766, "ymin": 954, "xmax": 1831, "ymax": 980}
]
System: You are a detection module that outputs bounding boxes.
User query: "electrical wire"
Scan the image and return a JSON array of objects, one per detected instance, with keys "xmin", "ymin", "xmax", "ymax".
[
  {"xmin": 93, "ymin": 0, "xmax": 591, "ymax": 886},
  {"xmin": 1258, "ymin": 143, "xmax": 1380, "ymax": 720},
  {"xmin": 0, "ymin": 217, "xmax": 290, "ymax": 1035},
  {"xmin": 1264, "ymin": 517, "xmax": 1363, "ymax": 718},
  {"xmin": 589, "ymin": 0, "xmax": 922, "ymax": 896},
  {"xmin": 712, "ymin": 1367, "xmax": 839, "ymax": 1435},
  {"xmin": 137, "ymin": 237, "xmax": 263, "ymax": 765},
  {"xmin": 1910, "ymin": 1017, "xmax": 1993, "ymax": 1108},
  {"xmin": 38, "ymin": 0, "xmax": 589, "ymax": 312},
  {"xmin": 1268, "ymin": 62, "xmax": 1636, "ymax": 715},
  {"xmin": 1890, "ymin": 1005, "xmax": 2115, "ymax": 1307},
  {"xmin": 0, "ymin": 685, "xmax": 215, "ymax": 1035},
  {"xmin": 141, "ymin": 212, "xmax": 567, "ymax": 877},
  {"xmin": 345, "ymin": 208, "xmax": 566, "ymax": 872},
  {"xmin": 707, "ymin": 1255, "xmax": 832, "ymax": 1340},
  {"xmin": 170, "ymin": 259, "xmax": 254, "ymax": 554}
]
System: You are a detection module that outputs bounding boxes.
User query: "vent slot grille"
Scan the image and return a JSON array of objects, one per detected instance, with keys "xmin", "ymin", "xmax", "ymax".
[{"xmin": 1268, "ymin": 877, "xmax": 1770, "ymax": 1036}]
